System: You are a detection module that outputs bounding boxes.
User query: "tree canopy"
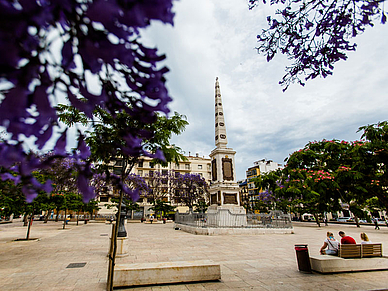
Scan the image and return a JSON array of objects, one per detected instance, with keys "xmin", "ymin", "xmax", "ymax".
[
  {"xmin": 173, "ymin": 173, "xmax": 209, "ymax": 211},
  {"xmin": 0, "ymin": 0, "xmax": 175, "ymax": 202},
  {"xmin": 254, "ymin": 121, "xmax": 388, "ymax": 223},
  {"xmin": 249, "ymin": 0, "xmax": 387, "ymax": 90}
]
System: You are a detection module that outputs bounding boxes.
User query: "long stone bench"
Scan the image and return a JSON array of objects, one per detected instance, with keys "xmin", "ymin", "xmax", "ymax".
[
  {"xmin": 310, "ymin": 243, "xmax": 386, "ymax": 273},
  {"xmin": 310, "ymin": 255, "xmax": 388, "ymax": 273},
  {"xmin": 113, "ymin": 260, "xmax": 221, "ymax": 287}
]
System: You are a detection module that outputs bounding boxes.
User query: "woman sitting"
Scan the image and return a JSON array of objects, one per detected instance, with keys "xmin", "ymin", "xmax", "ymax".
[
  {"xmin": 320, "ymin": 231, "xmax": 339, "ymax": 255},
  {"xmin": 360, "ymin": 232, "xmax": 372, "ymax": 244}
]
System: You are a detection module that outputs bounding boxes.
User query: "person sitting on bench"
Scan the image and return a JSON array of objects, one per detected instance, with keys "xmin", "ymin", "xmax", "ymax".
[
  {"xmin": 320, "ymin": 231, "xmax": 339, "ymax": 255},
  {"xmin": 360, "ymin": 232, "xmax": 372, "ymax": 244},
  {"xmin": 338, "ymin": 231, "xmax": 356, "ymax": 244}
]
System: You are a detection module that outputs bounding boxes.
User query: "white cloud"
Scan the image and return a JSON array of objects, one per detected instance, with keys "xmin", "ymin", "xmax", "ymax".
[{"xmin": 143, "ymin": 0, "xmax": 388, "ymax": 180}]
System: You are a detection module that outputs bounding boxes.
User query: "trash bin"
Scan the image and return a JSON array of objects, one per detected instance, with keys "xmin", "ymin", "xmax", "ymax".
[
  {"xmin": 295, "ymin": 244, "xmax": 312, "ymax": 273},
  {"xmin": 84, "ymin": 219, "xmax": 88, "ymax": 224}
]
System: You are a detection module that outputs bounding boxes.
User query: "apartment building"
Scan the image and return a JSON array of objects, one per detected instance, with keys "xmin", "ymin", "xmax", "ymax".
[
  {"xmin": 97, "ymin": 153, "xmax": 211, "ymax": 217},
  {"xmin": 245, "ymin": 159, "xmax": 283, "ymax": 210}
]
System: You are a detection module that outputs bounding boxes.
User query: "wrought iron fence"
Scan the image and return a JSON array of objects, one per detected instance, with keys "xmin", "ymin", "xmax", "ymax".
[{"xmin": 175, "ymin": 210, "xmax": 292, "ymax": 228}]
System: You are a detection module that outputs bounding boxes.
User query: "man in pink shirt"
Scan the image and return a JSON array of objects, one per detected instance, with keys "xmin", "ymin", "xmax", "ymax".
[{"xmin": 338, "ymin": 231, "xmax": 356, "ymax": 244}]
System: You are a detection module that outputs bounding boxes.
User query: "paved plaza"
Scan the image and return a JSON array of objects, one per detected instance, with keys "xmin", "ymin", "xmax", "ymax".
[{"xmin": 1, "ymin": 220, "xmax": 388, "ymax": 291}]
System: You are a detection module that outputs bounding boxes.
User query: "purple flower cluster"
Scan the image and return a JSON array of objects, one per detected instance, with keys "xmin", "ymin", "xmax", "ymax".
[
  {"xmin": 91, "ymin": 172, "xmax": 149, "ymax": 203},
  {"xmin": 173, "ymin": 172, "xmax": 208, "ymax": 207},
  {"xmin": 0, "ymin": 0, "xmax": 174, "ymax": 202},
  {"xmin": 249, "ymin": 0, "xmax": 386, "ymax": 90}
]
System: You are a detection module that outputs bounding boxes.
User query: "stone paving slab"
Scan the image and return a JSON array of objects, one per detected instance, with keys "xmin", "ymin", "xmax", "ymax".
[{"xmin": 1, "ymin": 220, "xmax": 388, "ymax": 290}]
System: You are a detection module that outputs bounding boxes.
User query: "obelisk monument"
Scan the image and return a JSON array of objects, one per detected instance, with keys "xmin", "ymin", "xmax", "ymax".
[{"xmin": 208, "ymin": 77, "xmax": 246, "ymax": 226}]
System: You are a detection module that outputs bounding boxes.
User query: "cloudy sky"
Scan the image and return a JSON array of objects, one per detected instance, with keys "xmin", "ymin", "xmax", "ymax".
[{"xmin": 141, "ymin": 0, "xmax": 388, "ymax": 181}]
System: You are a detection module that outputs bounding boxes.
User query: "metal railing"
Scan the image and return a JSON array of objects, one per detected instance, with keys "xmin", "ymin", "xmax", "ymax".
[{"xmin": 175, "ymin": 210, "xmax": 292, "ymax": 228}]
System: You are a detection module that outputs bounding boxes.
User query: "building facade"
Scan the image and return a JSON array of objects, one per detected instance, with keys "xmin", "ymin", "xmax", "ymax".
[
  {"xmin": 245, "ymin": 159, "xmax": 283, "ymax": 211},
  {"xmin": 97, "ymin": 154, "xmax": 211, "ymax": 217}
]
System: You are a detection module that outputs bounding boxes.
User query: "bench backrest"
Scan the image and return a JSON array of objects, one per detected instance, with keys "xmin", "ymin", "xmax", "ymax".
[
  {"xmin": 339, "ymin": 244, "xmax": 361, "ymax": 258},
  {"xmin": 339, "ymin": 243, "xmax": 382, "ymax": 258},
  {"xmin": 362, "ymin": 244, "xmax": 382, "ymax": 257}
]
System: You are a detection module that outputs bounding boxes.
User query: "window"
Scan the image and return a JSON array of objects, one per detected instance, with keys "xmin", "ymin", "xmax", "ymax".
[
  {"xmin": 138, "ymin": 170, "xmax": 143, "ymax": 176},
  {"xmin": 149, "ymin": 170, "xmax": 154, "ymax": 177},
  {"xmin": 175, "ymin": 163, "xmax": 180, "ymax": 169},
  {"xmin": 138, "ymin": 161, "xmax": 143, "ymax": 167},
  {"xmin": 198, "ymin": 165, "xmax": 202, "ymax": 169},
  {"xmin": 162, "ymin": 170, "xmax": 168, "ymax": 176},
  {"xmin": 185, "ymin": 164, "xmax": 190, "ymax": 170},
  {"xmin": 115, "ymin": 160, "xmax": 123, "ymax": 167},
  {"xmin": 150, "ymin": 163, "xmax": 155, "ymax": 168},
  {"xmin": 100, "ymin": 197, "xmax": 109, "ymax": 202}
]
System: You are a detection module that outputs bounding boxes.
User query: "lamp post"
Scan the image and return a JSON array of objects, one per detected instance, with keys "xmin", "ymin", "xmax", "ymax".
[{"xmin": 117, "ymin": 202, "xmax": 127, "ymax": 237}]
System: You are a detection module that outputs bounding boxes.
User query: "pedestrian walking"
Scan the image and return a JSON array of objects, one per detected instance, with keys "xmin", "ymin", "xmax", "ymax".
[{"xmin": 373, "ymin": 217, "xmax": 380, "ymax": 230}]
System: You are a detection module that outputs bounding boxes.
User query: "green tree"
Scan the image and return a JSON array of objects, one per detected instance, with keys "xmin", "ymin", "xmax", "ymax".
[
  {"xmin": 149, "ymin": 200, "xmax": 175, "ymax": 219},
  {"xmin": 358, "ymin": 121, "xmax": 388, "ymax": 213},
  {"xmin": 57, "ymin": 104, "xmax": 187, "ymax": 288},
  {"xmin": 65, "ymin": 192, "xmax": 84, "ymax": 226},
  {"xmin": 193, "ymin": 200, "xmax": 208, "ymax": 213}
]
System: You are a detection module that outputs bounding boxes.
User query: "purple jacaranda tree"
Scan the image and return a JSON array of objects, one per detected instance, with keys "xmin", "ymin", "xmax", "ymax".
[
  {"xmin": 0, "ymin": 0, "xmax": 175, "ymax": 204},
  {"xmin": 145, "ymin": 170, "xmax": 173, "ymax": 205},
  {"xmin": 103, "ymin": 173, "xmax": 150, "ymax": 211},
  {"xmin": 172, "ymin": 173, "xmax": 209, "ymax": 212},
  {"xmin": 249, "ymin": 0, "xmax": 387, "ymax": 90},
  {"xmin": 0, "ymin": 2, "xmax": 177, "ymax": 288}
]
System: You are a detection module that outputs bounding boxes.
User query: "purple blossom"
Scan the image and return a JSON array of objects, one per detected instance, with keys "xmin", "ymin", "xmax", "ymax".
[
  {"xmin": 250, "ymin": 0, "xmax": 386, "ymax": 90},
  {"xmin": 0, "ymin": 0, "xmax": 175, "ymax": 202}
]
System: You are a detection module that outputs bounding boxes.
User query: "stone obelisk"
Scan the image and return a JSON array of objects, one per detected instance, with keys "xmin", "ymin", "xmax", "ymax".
[{"xmin": 208, "ymin": 77, "xmax": 246, "ymax": 226}]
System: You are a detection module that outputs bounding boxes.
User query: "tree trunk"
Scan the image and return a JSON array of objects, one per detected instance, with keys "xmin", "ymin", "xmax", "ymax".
[
  {"xmin": 55, "ymin": 209, "xmax": 59, "ymax": 222},
  {"xmin": 44, "ymin": 210, "xmax": 50, "ymax": 223},
  {"xmin": 107, "ymin": 188, "xmax": 124, "ymax": 291},
  {"xmin": 63, "ymin": 209, "xmax": 67, "ymax": 229},
  {"xmin": 23, "ymin": 212, "xmax": 28, "ymax": 226},
  {"xmin": 313, "ymin": 213, "xmax": 321, "ymax": 227},
  {"xmin": 76, "ymin": 211, "xmax": 79, "ymax": 226},
  {"xmin": 354, "ymin": 216, "xmax": 360, "ymax": 228},
  {"xmin": 26, "ymin": 214, "xmax": 33, "ymax": 240}
]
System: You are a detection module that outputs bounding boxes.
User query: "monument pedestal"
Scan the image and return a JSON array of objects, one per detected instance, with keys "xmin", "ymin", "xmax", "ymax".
[{"xmin": 207, "ymin": 204, "xmax": 247, "ymax": 227}]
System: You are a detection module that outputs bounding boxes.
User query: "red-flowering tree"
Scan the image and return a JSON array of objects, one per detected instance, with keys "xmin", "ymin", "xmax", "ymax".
[{"xmin": 255, "ymin": 122, "xmax": 388, "ymax": 226}]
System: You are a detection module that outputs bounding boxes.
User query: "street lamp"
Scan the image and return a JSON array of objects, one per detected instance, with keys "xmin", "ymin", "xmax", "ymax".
[{"xmin": 117, "ymin": 202, "xmax": 127, "ymax": 237}]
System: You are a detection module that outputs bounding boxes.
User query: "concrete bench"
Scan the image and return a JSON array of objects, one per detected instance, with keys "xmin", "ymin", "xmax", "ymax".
[
  {"xmin": 310, "ymin": 243, "xmax": 385, "ymax": 273},
  {"xmin": 113, "ymin": 260, "xmax": 221, "ymax": 287},
  {"xmin": 310, "ymin": 255, "xmax": 388, "ymax": 273},
  {"xmin": 339, "ymin": 243, "xmax": 382, "ymax": 258}
]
